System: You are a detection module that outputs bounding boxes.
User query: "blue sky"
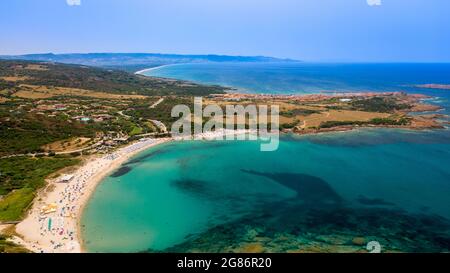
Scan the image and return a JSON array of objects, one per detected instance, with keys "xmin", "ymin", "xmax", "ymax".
[{"xmin": 1, "ymin": 0, "xmax": 449, "ymax": 62}]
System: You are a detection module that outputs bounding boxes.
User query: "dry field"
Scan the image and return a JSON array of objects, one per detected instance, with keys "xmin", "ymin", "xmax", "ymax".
[
  {"xmin": 0, "ymin": 96, "xmax": 10, "ymax": 103},
  {"xmin": 300, "ymin": 110, "xmax": 390, "ymax": 128},
  {"xmin": 42, "ymin": 137, "xmax": 92, "ymax": 153},
  {"xmin": 203, "ymin": 99, "xmax": 391, "ymax": 128},
  {"xmin": 13, "ymin": 84, "xmax": 148, "ymax": 100},
  {"xmin": 0, "ymin": 76, "xmax": 31, "ymax": 82},
  {"xmin": 24, "ymin": 64, "xmax": 49, "ymax": 71}
]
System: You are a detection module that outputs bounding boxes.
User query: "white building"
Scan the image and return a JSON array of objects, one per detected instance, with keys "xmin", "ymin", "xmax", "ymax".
[{"xmin": 57, "ymin": 174, "xmax": 74, "ymax": 183}]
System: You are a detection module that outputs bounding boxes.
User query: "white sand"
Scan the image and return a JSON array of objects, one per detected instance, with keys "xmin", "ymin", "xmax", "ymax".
[
  {"xmin": 14, "ymin": 138, "xmax": 171, "ymax": 253},
  {"xmin": 134, "ymin": 64, "xmax": 178, "ymax": 75},
  {"xmin": 176, "ymin": 128, "xmax": 257, "ymax": 141}
]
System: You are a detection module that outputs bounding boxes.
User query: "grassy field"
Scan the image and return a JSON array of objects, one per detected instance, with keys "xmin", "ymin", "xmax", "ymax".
[{"xmin": 129, "ymin": 126, "xmax": 144, "ymax": 136}]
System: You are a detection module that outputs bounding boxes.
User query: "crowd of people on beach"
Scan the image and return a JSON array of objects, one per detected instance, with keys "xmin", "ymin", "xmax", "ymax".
[
  {"xmin": 123, "ymin": 138, "xmax": 158, "ymax": 153},
  {"xmin": 26, "ymin": 138, "xmax": 159, "ymax": 253},
  {"xmin": 173, "ymin": 129, "xmax": 256, "ymax": 141}
]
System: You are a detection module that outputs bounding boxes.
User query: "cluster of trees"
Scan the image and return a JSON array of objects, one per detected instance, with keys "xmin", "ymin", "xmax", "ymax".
[
  {"xmin": 319, "ymin": 117, "xmax": 410, "ymax": 129},
  {"xmin": 351, "ymin": 97, "xmax": 411, "ymax": 113},
  {"xmin": 125, "ymin": 96, "xmax": 194, "ymax": 128},
  {"xmin": 280, "ymin": 121, "xmax": 299, "ymax": 129},
  {"xmin": 280, "ymin": 108, "xmax": 320, "ymax": 117},
  {"xmin": 0, "ymin": 112, "xmax": 97, "ymax": 156},
  {"xmin": 0, "ymin": 80, "xmax": 15, "ymax": 91}
]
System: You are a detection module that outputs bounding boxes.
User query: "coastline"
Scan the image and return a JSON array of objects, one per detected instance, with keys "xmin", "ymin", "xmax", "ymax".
[
  {"xmin": 6, "ymin": 91, "xmax": 447, "ymax": 253},
  {"xmin": 8, "ymin": 125, "xmax": 449, "ymax": 252},
  {"xmin": 134, "ymin": 63, "xmax": 181, "ymax": 75},
  {"xmin": 11, "ymin": 130, "xmax": 254, "ymax": 253},
  {"xmin": 13, "ymin": 138, "xmax": 172, "ymax": 253}
]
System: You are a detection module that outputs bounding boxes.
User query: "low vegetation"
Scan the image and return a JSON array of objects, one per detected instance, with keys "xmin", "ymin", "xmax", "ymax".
[
  {"xmin": 350, "ymin": 97, "xmax": 411, "ymax": 113},
  {"xmin": 0, "ymin": 60, "xmax": 227, "ymax": 96},
  {"xmin": 125, "ymin": 96, "xmax": 194, "ymax": 128},
  {"xmin": 280, "ymin": 108, "xmax": 321, "ymax": 117},
  {"xmin": 0, "ymin": 106, "xmax": 96, "ymax": 156},
  {"xmin": 0, "ymin": 234, "xmax": 28, "ymax": 253},
  {"xmin": 0, "ymin": 156, "xmax": 80, "ymax": 221},
  {"xmin": 319, "ymin": 117, "xmax": 411, "ymax": 129}
]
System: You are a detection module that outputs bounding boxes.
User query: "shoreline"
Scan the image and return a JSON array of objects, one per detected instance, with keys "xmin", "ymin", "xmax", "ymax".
[
  {"xmin": 11, "ymin": 130, "xmax": 254, "ymax": 253},
  {"xmin": 134, "ymin": 63, "xmax": 181, "ymax": 75},
  {"xmin": 9, "ymin": 125, "xmax": 449, "ymax": 252},
  {"xmin": 8, "ymin": 113, "xmax": 447, "ymax": 252},
  {"xmin": 13, "ymin": 138, "xmax": 172, "ymax": 253}
]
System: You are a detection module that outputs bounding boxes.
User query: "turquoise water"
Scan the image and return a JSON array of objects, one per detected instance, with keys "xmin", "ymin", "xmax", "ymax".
[
  {"xmin": 82, "ymin": 129, "xmax": 450, "ymax": 253},
  {"xmin": 82, "ymin": 63, "xmax": 450, "ymax": 252}
]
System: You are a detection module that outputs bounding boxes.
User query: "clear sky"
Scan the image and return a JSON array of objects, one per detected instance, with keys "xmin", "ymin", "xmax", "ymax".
[{"xmin": 1, "ymin": 0, "xmax": 449, "ymax": 62}]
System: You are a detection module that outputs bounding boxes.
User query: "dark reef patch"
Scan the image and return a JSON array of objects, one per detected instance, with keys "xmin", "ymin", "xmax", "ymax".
[
  {"xmin": 153, "ymin": 172, "xmax": 450, "ymax": 253},
  {"xmin": 171, "ymin": 178, "xmax": 254, "ymax": 204},
  {"xmin": 241, "ymin": 170, "xmax": 343, "ymax": 205},
  {"xmin": 110, "ymin": 166, "xmax": 132, "ymax": 177},
  {"xmin": 171, "ymin": 179, "xmax": 212, "ymax": 198},
  {"xmin": 356, "ymin": 195, "xmax": 395, "ymax": 206},
  {"xmin": 137, "ymin": 169, "xmax": 450, "ymax": 253},
  {"xmin": 125, "ymin": 150, "xmax": 166, "ymax": 165},
  {"xmin": 158, "ymin": 203, "xmax": 450, "ymax": 253}
]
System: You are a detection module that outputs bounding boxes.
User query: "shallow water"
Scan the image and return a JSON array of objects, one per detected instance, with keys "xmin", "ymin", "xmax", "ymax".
[{"xmin": 82, "ymin": 130, "xmax": 450, "ymax": 253}]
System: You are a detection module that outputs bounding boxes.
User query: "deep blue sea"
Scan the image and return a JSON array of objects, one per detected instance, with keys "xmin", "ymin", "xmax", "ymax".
[
  {"xmin": 143, "ymin": 62, "xmax": 450, "ymax": 96},
  {"xmin": 82, "ymin": 63, "xmax": 450, "ymax": 253}
]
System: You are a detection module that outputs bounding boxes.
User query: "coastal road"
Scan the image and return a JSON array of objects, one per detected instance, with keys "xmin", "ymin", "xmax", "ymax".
[
  {"xmin": 118, "ymin": 110, "xmax": 132, "ymax": 119},
  {"xmin": 0, "ymin": 140, "xmax": 104, "ymax": 159}
]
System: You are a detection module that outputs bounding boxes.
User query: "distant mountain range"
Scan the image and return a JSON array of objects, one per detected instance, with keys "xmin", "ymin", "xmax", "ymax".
[{"xmin": 0, "ymin": 53, "xmax": 299, "ymax": 72}]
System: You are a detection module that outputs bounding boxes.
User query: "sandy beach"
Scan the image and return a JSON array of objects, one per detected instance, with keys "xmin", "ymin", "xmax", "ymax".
[
  {"xmin": 13, "ymin": 138, "xmax": 171, "ymax": 253},
  {"xmin": 134, "ymin": 64, "xmax": 179, "ymax": 75}
]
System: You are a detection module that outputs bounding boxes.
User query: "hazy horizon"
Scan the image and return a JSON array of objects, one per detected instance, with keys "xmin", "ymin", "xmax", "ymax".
[
  {"xmin": 4, "ymin": 52, "xmax": 450, "ymax": 64},
  {"xmin": 1, "ymin": 0, "xmax": 450, "ymax": 62}
]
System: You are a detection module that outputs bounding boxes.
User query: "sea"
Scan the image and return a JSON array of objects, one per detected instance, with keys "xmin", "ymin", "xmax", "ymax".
[{"xmin": 81, "ymin": 62, "xmax": 450, "ymax": 253}]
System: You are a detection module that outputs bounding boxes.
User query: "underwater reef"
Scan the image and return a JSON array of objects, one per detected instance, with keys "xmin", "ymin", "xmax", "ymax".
[{"xmin": 153, "ymin": 170, "xmax": 450, "ymax": 253}]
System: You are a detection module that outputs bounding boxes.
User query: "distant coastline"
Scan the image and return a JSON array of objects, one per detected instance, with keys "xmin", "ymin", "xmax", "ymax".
[
  {"xmin": 134, "ymin": 63, "xmax": 181, "ymax": 75},
  {"xmin": 415, "ymin": 84, "xmax": 450, "ymax": 90}
]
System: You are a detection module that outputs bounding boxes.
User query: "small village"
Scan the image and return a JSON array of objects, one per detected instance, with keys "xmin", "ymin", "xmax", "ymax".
[{"xmin": 1, "ymin": 95, "xmax": 169, "ymax": 158}]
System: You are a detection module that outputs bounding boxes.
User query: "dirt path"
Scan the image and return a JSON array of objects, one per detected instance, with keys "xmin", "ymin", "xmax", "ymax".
[
  {"xmin": 149, "ymin": 97, "xmax": 164, "ymax": 109},
  {"xmin": 300, "ymin": 112, "xmax": 330, "ymax": 129}
]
